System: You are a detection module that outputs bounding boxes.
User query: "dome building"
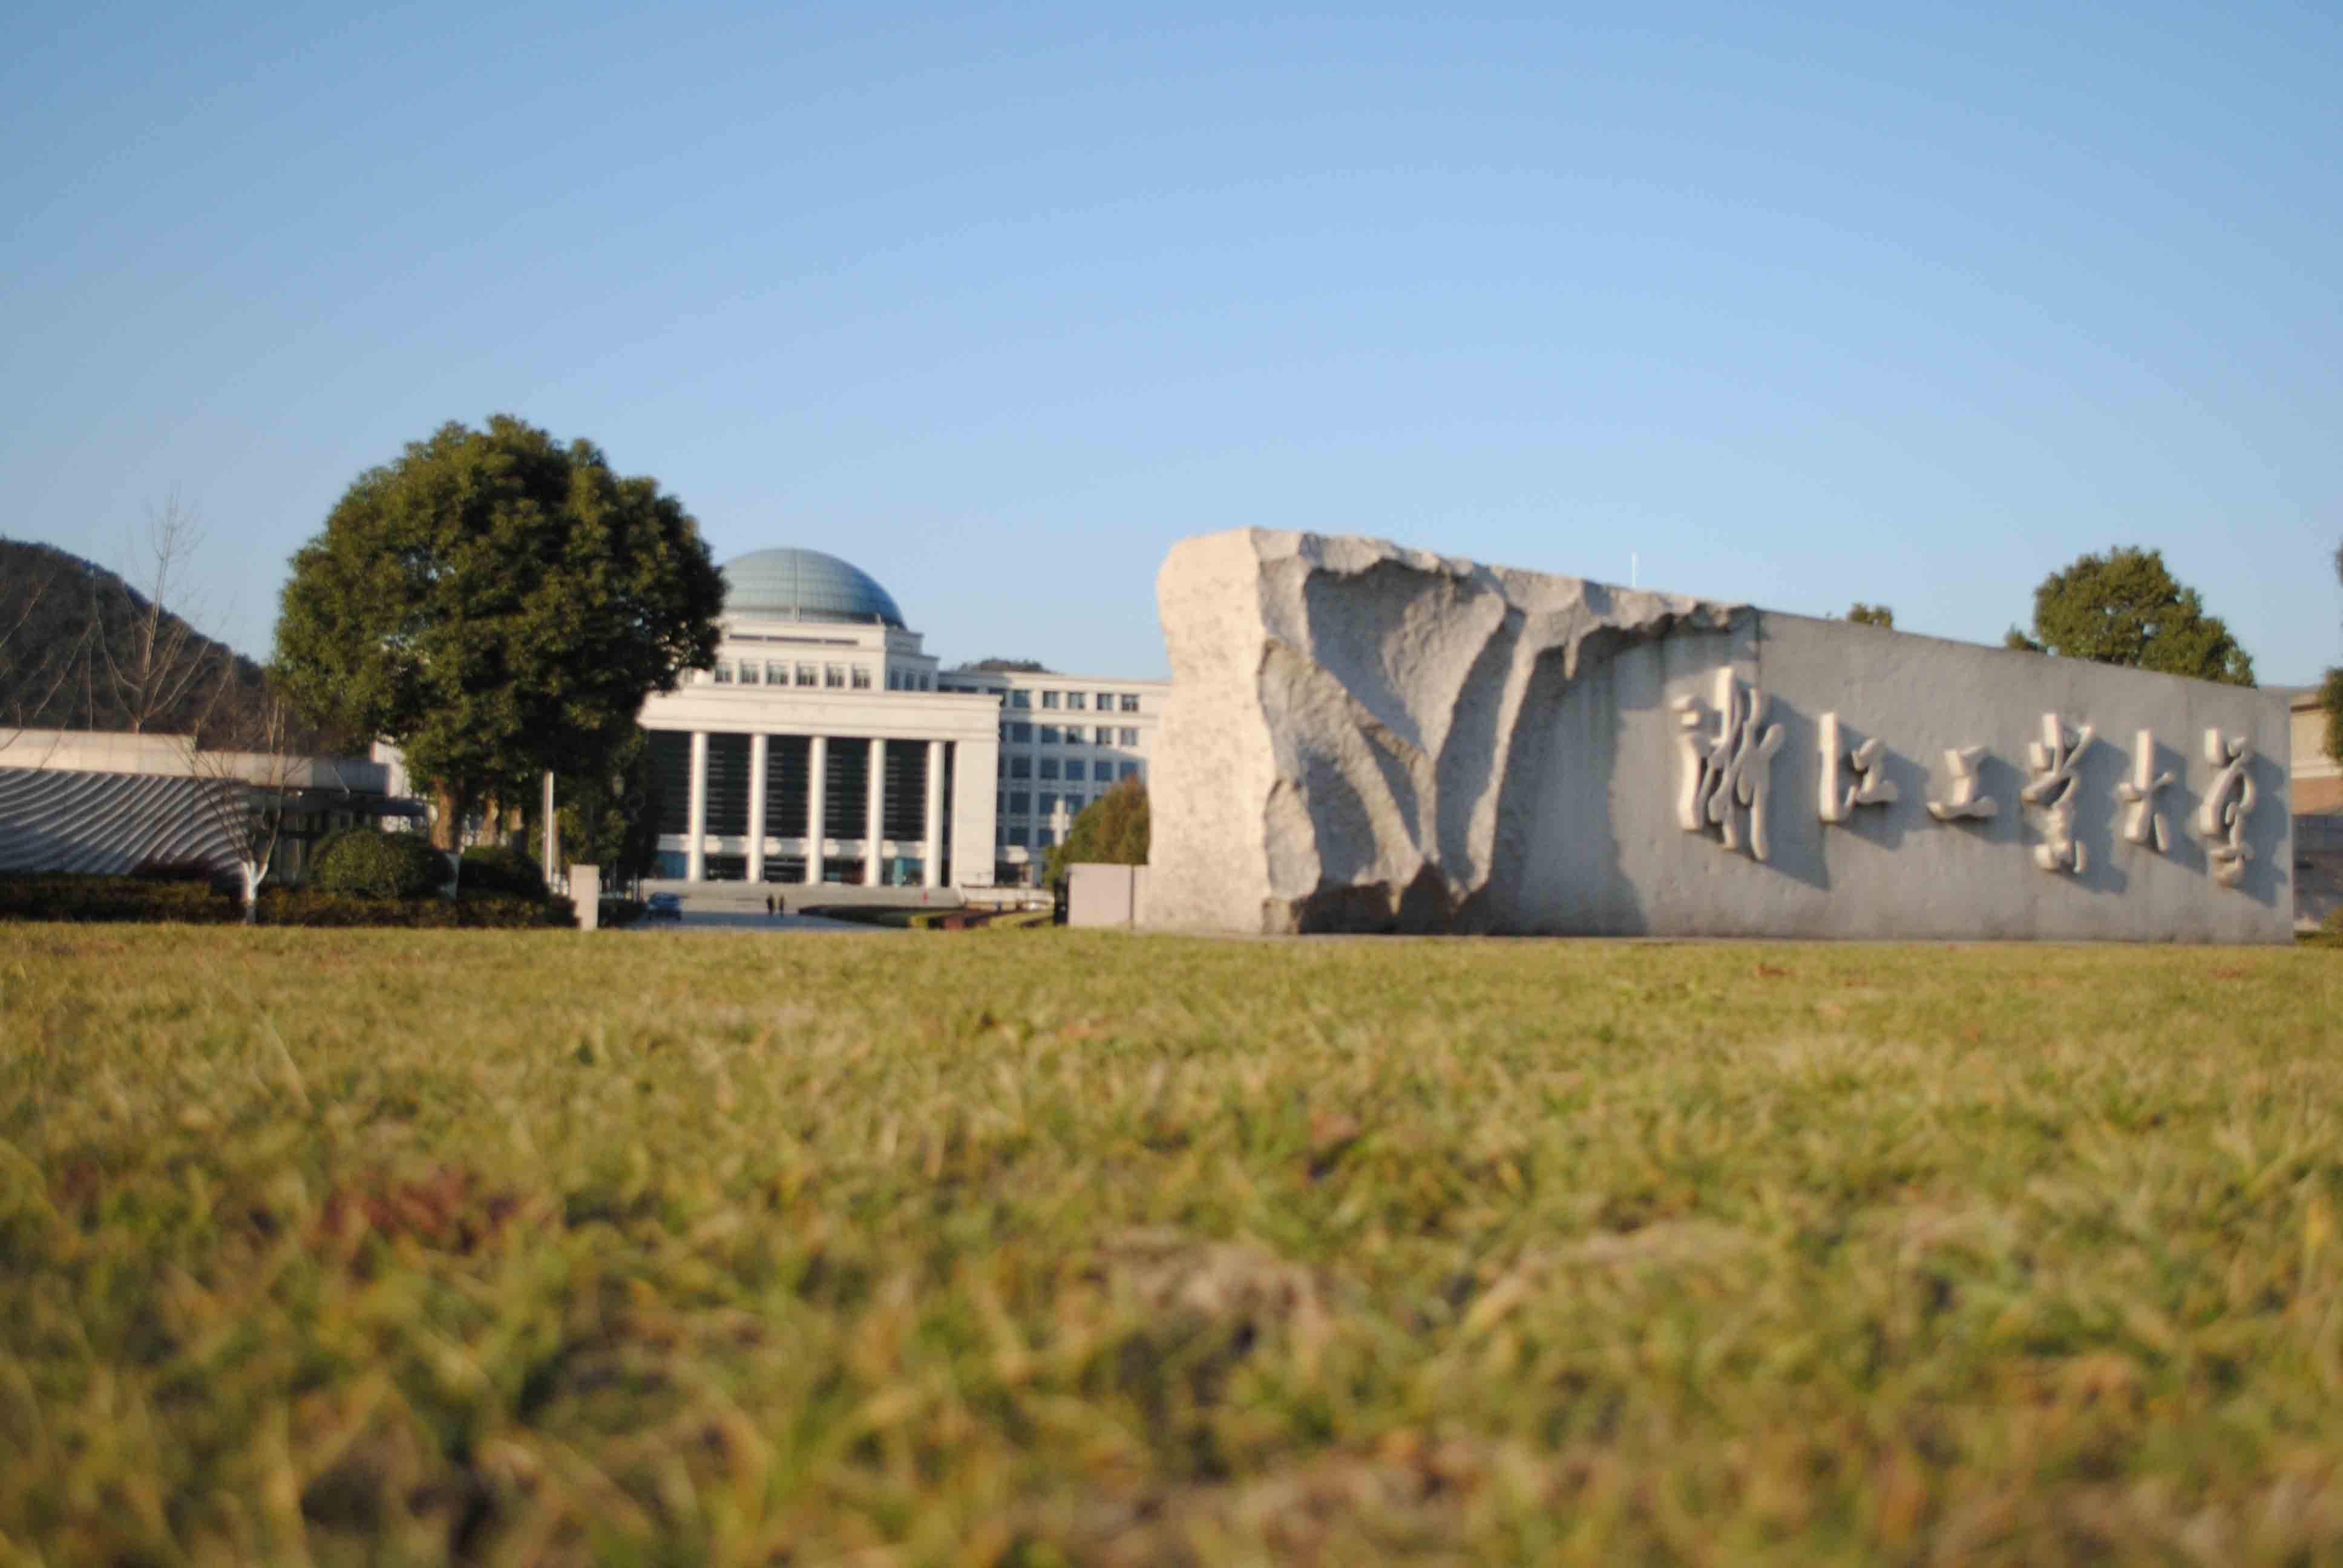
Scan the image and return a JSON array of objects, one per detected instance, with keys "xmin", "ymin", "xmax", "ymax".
[
  {"xmin": 718, "ymin": 547, "xmax": 908, "ymax": 629},
  {"xmin": 635, "ymin": 547, "xmax": 1162, "ymax": 890}
]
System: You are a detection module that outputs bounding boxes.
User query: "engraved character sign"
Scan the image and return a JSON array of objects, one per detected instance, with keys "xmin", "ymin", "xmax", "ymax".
[
  {"xmin": 1818, "ymin": 712, "xmax": 1896, "ymax": 826},
  {"xmin": 1673, "ymin": 670, "xmax": 1784, "ymax": 862},
  {"xmin": 2021, "ymin": 713, "xmax": 2094, "ymax": 874},
  {"xmin": 2195, "ymin": 730, "xmax": 2256, "ymax": 888}
]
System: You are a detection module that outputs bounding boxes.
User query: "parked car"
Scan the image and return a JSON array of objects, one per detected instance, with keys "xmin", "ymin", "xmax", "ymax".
[{"xmin": 646, "ymin": 892, "xmax": 683, "ymax": 920}]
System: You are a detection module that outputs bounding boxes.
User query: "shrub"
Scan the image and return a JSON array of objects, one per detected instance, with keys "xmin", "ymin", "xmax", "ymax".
[
  {"xmin": 0, "ymin": 876, "xmax": 582, "ymax": 928},
  {"xmin": 313, "ymin": 831, "xmax": 446, "ymax": 898},
  {"xmin": 258, "ymin": 889, "xmax": 572, "ymax": 929},
  {"xmin": 460, "ymin": 844, "xmax": 548, "ymax": 900},
  {"xmin": 0, "ymin": 876, "xmax": 235, "ymax": 924},
  {"xmin": 129, "ymin": 857, "xmax": 224, "ymax": 883}
]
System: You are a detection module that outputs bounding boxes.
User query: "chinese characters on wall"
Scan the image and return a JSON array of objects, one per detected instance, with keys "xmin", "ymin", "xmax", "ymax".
[
  {"xmin": 1673, "ymin": 675, "xmax": 2263, "ymax": 890},
  {"xmin": 1672, "ymin": 670, "xmax": 1784, "ymax": 861}
]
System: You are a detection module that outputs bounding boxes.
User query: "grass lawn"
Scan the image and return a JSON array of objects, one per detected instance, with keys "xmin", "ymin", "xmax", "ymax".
[{"xmin": 3, "ymin": 926, "xmax": 2341, "ymax": 1564}]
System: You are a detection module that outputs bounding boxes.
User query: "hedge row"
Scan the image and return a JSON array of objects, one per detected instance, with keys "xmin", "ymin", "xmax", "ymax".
[
  {"xmin": 0, "ymin": 878, "xmax": 233, "ymax": 923},
  {"xmin": 0, "ymin": 877, "xmax": 577, "ymax": 929}
]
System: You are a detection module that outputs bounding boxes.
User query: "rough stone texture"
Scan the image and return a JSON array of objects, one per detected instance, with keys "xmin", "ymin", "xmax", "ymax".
[{"xmin": 1141, "ymin": 529, "xmax": 2292, "ymax": 942}]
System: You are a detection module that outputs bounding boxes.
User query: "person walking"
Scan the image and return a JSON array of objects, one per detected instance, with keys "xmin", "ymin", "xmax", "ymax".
[{"xmin": 765, "ymin": 894, "xmax": 775, "ymax": 916}]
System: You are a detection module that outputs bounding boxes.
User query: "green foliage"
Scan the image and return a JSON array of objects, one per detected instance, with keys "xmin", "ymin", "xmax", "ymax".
[
  {"xmin": 2321, "ymin": 547, "xmax": 2343, "ymax": 771},
  {"xmin": 2008, "ymin": 546, "xmax": 2255, "ymax": 685},
  {"xmin": 0, "ymin": 876, "xmax": 568, "ymax": 926},
  {"xmin": 0, "ymin": 874, "xmax": 234, "ymax": 923},
  {"xmin": 459, "ymin": 844, "xmax": 548, "ymax": 900},
  {"xmin": 1847, "ymin": 602, "xmax": 1894, "ymax": 629},
  {"xmin": 1045, "ymin": 776, "xmax": 1149, "ymax": 884},
  {"xmin": 312, "ymin": 830, "xmax": 446, "ymax": 898},
  {"xmin": 127, "ymin": 857, "xmax": 237, "ymax": 893},
  {"xmin": 519, "ymin": 727, "xmax": 663, "ymax": 888},
  {"xmin": 272, "ymin": 415, "xmax": 725, "ymax": 838},
  {"xmin": 6, "ymin": 932, "xmax": 2343, "ymax": 1561},
  {"xmin": 2321, "ymin": 667, "xmax": 2343, "ymax": 771},
  {"xmin": 260, "ymin": 889, "xmax": 573, "ymax": 929}
]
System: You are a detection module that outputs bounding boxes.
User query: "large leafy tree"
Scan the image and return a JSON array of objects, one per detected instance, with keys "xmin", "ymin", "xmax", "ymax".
[
  {"xmin": 519, "ymin": 725, "xmax": 665, "ymax": 893},
  {"xmin": 274, "ymin": 416, "xmax": 724, "ymax": 846},
  {"xmin": 2004, "ymin": 546, "xmax": 2255, "ymax": 687}
]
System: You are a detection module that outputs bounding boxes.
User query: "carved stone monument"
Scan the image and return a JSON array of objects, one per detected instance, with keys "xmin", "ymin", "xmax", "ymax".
[{"xmin": 1142, "ymin": 529, "xmax": 2290, "ymax": 942}]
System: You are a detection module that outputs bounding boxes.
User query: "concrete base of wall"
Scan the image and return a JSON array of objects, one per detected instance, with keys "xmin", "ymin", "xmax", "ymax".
[{"xmin": 1068, "ymin": 863, "xmax": 1149, "ymax": 927}]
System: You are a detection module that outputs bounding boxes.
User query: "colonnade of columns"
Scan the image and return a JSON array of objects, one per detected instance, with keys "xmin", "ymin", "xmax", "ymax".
[{"xmin": 679, "ymin": 732, "xmax": 945, "ymax": 887}]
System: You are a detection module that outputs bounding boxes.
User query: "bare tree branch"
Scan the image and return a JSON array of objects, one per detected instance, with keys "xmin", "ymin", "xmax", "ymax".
[
  {"xmin": 96, "ymin": 491, "xmax": 234, "ymax": 735},
  {"xmin": 180, "ymin": 688, "xmax": 299, "ymax": 924}
]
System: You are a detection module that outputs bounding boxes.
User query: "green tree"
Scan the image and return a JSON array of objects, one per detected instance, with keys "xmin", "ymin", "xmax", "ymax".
[
  {"xmin": 274, "ymin": 417, "xmax": 724, "ymax": 848},
  {"xmin": 1847, "ymin": 603, "xmax": 1894, "ymax": 629},
  {"xmin": 520, "ymin": 726, "xmax": 664, "ymax": 892},
  {"xmin": 2321, "ymin": 543, "xmax": 2343, "ymax": 769},
  {"xmin": 2320, "ymin": 667, "xmax": 2343, "ymax": 771},
  {"xmin": 1044, "ymin": 777, "xmax": 1149, "ymax": 885},
  {"xmin": 2004, "ymin": 546, "xmax": 2255, "ymax": 686}
]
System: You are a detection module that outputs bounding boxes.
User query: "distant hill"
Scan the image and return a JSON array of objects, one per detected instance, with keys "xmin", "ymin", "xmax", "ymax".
[{"xmin": 0, "ymin": 538, "xmax": 283, "ymax": 741}]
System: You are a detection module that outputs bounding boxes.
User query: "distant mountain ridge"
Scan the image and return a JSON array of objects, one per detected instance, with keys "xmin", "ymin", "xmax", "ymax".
[
  {"xmin": 0, "ymin": 537, "xmax": 275, "ymax": 739},
  {"xmin": 954, "ymin": 658, "xmax": 1054, "ymax": 673}
]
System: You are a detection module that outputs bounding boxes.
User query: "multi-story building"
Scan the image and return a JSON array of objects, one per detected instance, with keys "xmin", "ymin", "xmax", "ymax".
[{"xmin": 637, "ymin": 547, "xmax": 1162, "ymax": 887}]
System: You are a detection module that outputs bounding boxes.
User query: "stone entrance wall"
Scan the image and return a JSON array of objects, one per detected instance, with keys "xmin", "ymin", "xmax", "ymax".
[{"xmin": 1142, "ymin": 530, "xmax": 2290, "ymax": 942}]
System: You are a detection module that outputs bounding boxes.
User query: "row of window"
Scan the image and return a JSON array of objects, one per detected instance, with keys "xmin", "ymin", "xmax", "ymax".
[
  {"xmin": 710, "ymin": 660, "xmax": 868, "ymax": 690},
  {"xmin": 1002, "ymin": 723, "xmax": 1142, "ymax": 746},
  {"xmin": 1003, "ymin": 757, "xmax": 1141, "ymax": 782},
  {"xmin": 1007, "ymin": 690, "xmax": 1142, "ymax": 713},
  {"xmin": 1002, "ymin": 826, "xmax": 1058, "ymax": 848},
  {"xmin": 707, "ymin": 661, "xmax": 939, "ymax": 691}
]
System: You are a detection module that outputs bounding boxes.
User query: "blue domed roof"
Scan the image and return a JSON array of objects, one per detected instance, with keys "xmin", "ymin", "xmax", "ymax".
[{"xmin": 721, "ymin": 548, "xmax": 906, "ymax": 629}]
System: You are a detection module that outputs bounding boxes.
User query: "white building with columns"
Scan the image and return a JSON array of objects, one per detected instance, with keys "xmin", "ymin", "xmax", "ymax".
[{"xmin": 637, "ymin": 547, "xmax": 1162, "ymax": 889}]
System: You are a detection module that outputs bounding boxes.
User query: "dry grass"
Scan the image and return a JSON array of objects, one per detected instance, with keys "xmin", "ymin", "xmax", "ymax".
[{"xmin": 2, "ymin": 925, "xmax": 2341, "ymax": 1564}]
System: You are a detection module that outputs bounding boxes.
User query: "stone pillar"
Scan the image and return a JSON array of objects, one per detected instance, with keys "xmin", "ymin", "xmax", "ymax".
[
  {"xmin": 864, "ymin": 737, "xmax": 886, "ymax": 886},
  {"xmin": 923, "ymin": 740, "xmax": 945, "ymax": 887},
  {"xmin": 949, "ymin": 735, "xmax": 999, "ymax": 892},
  {"xmin": 570, "ymin": 864, "xmax": 600, "ymax": 929},
  {"xmin": 746, "ymin": 733, "xmax": 768, "ymax": 884},
  {"xmin": 806, "ymin": 734, "xmax": 827, "ymax": 886},
  {"xmin": 541, "ymin": 770, "xmax": 557, "ymax": 891},
  {"xmin": 686, "ymin": 730, "xmax": 708, "ymax": 882}
]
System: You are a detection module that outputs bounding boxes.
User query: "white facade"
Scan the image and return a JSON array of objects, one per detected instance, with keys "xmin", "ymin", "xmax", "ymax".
[{"xmin": 637, "ymin": 549, "xmax": 1164, "ymax": 887}]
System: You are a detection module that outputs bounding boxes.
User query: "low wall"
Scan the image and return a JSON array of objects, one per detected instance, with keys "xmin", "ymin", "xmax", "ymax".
[
  {"xmin": 1143, "ymin": 530, "xmax": 2290, "ymax": 942},
  {"xmin": 0, "ymin": 768, "xmax": 241, "ymax": 877},
  {"xmin": 1068, "ymin": 863, "xmax": 1150, "ymax": 928}
]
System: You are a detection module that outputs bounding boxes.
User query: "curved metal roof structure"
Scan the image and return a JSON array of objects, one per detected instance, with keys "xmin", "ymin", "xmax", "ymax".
[{"xmin": 719, "ymin": 547, "xmax": 906, "ymax": 630}]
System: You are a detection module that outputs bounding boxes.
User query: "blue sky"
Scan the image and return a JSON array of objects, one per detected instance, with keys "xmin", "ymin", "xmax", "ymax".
[{"xmin": 5, "ymin": 2, "xmax": 2338, "ymax": 683}]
